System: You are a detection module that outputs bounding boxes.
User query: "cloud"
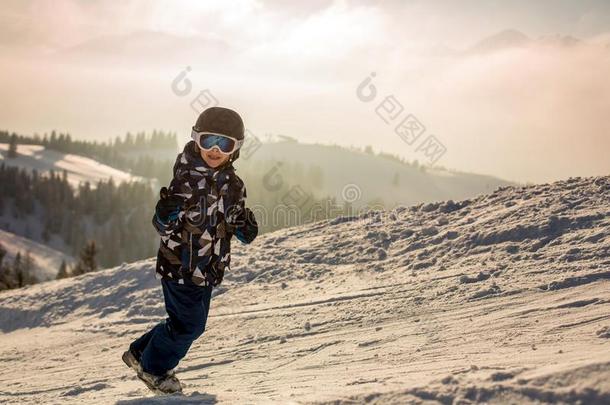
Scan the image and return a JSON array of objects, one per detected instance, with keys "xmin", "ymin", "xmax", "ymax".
[
  {"xmin": 0, "ymin": 1, "xmax": 609, "ymax": 182},
  {"xmin": 398, "ymin": 38, "xmax": 610, "ymax": 181}
]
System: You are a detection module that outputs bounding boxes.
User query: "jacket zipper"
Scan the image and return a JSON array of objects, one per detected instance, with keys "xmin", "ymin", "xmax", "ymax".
[{"xmin": 189, "ymin": 231, "xmax": 193, "ymax": 271}]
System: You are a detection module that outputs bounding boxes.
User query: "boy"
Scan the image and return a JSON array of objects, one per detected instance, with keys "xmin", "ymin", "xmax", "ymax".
[{"xmin": 122, "ymin": 107, "xmax": 258, "ymax": 394}]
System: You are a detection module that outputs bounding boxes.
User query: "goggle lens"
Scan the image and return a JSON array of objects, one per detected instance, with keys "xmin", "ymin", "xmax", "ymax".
[{"xmin": 198, "ymin": 134, "xmax": 236, "ymax": 153}]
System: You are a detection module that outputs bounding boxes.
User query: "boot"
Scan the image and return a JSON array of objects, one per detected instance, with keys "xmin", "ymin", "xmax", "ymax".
[{"xmin": 122, "ymin": 349, "xmax": 183, "ymax": 394}]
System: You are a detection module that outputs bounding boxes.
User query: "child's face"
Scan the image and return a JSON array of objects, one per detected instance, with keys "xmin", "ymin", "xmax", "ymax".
[{"xmin": 200, "ymin": 147, "xmax": 231, "ymax": 168}]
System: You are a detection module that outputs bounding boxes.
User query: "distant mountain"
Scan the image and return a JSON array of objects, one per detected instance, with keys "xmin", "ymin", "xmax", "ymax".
[
  {"xmin": 2, "ymin": 137, "xmax": 513, "ymax": 210},
  {"xmin": 239, "ymin": 140, "xmax": 515, "ymax": 209},
  {"xmin": 537, "ymin": 34, "xmax": 581, "ymax": 47},
  {"xmin": 468, "ymin": 29, "xmax": 532, "ymax": 53},
  {"xmin": 467, "ymin": 29, "xmax": 584, "ymax": 55}
]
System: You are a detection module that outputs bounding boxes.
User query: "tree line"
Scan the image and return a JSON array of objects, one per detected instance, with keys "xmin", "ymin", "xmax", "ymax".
[
  {"xmin": 0, "ymin": 163, "xmax": 157, "ymax": 291},
  {"xmin": 2, "ymin": 130, "xmax": 178, "ymax": 185},
  {"xmin": 0, "ymin": 240, "xmax": 99, "ymax": 291},
  {"xmin": 1, "ymin": 129, "xmax": 178, "ymax": 152},
  {"xmin": 0, "ymin": 248, "xmax": 36, "ymax": 290}
]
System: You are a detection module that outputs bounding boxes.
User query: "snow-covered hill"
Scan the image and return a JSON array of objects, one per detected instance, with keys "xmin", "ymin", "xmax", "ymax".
[
  {"xmin": 239, "ymin": 140, "xmax": 514, "ymax": 208},
  {"xmin": 0, "ymin": 228, "xmax": 73, "ymax": 282},
  {"xmin": 0, "ymin": 176, "xmax": 608, "ymax": 404},
  {"xmin": 0, "ymin": 143, "xmax": 143, "ymax": 188}
]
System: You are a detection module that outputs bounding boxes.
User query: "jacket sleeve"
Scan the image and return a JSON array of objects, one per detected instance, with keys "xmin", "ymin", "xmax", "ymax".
[{"xmin": 152, "ymin": 154, "xmax": 189, "ymax": 237}]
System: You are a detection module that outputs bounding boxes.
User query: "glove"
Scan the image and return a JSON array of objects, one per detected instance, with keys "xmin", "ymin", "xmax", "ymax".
[
  {"xmin": 227, "ymin": 207, "xmax": 258, "ymax": 244},
  {"xmin": 205, "ymin": 262, "xmax": 226, "ymax": 286},
  {"xmin": 155, "ymin": 187, "xmax": 184, "ymax": 223}
]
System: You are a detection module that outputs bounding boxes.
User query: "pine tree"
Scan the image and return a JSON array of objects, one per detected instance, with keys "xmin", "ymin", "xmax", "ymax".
[
  {"xmin": 0, "ymin": 266, "xmax": 11, "ymax": 290},
  {"xmin": 56, "ymin": 260, "xmax": 69, "ymax": 279},
  {"xmin": 8, "ymin": 134, "xmax": 18, "ymax": 158},
  {"xmin": 0, "ymin": 244, "xmax": 12, "ymax": 290},
  {"xmin": 50, "ymin": 130, "xmax": 57, "ymax": 147},
  {"xmin": 22, "ymin": 252, "xmax": 35, "ymax": 286},
  {"xmin": 13, "ymin": 252, "xmax": 24, "ymax": 287},
  {"xmin": 42, "ymin": 222, "xmax": 51, "ymax": 243},
  {"xmin": 72, "ymin": 241, "xmax": 98, "ymax": 275},
  {"xmin": 83, "ymin": 241, "xmax": 97, "ymax": 272}
]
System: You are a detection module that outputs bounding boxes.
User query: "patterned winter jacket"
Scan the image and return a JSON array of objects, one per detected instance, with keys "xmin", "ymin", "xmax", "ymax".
[{"xmin": 152, "ymin": 141, "xmax": 248, "ymax": 287}]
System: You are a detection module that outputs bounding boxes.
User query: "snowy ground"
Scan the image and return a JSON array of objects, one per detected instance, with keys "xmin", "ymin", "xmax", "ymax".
[
  {"xmin": 0, "ymin": 175, "xmax": 608, "ymax": 404},
  {"xmin": 0, "ymin": 143, "xmax": 143, "ymax": 188}
]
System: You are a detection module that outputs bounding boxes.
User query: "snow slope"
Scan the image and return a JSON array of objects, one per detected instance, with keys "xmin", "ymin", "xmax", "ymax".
[
  {"xmin": 0, "ymin": 143, "xmax": 142, "ymax": 188},
  {"xmin": 0, "ymin": 228, "xmax": 73, "ymax": 281},
  {"xmin": 0, "ymin": 175, "xmax": 608, "ymax": 404}
]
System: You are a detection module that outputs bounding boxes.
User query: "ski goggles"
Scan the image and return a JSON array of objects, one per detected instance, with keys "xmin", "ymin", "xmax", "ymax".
[{"xmin": 191, "ymin": 128, "xmax": 244, "ymax": 154}]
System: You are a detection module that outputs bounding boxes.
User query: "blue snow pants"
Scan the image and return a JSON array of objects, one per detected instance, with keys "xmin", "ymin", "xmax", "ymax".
[{"xmin": 129, "ymin": 278, "xmax": 213, "ymax": 376}]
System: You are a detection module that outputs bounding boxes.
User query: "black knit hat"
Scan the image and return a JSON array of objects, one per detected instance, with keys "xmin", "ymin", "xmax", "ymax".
[{"xmin": 193, "ymin": 107, "xmax": 244, "ymax": 141}]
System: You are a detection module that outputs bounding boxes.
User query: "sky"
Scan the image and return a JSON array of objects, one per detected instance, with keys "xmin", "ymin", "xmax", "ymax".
[{"xmin": 1, "ymin": 0, "xmax": 609, "ymax": 183}]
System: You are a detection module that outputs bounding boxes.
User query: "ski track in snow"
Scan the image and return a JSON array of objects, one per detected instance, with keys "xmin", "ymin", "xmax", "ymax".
[{"xmin": 0, "ymin": 175, "xmax": 609, "ymax": 404}]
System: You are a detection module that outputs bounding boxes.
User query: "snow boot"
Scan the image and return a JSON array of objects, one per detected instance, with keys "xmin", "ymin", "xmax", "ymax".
[
  {"xmin": 137, "ymin": 368, "xmax": 183, "ymax": 394},
  {"xmin": 122, "ymin": 349, "xmax": 140, "ymax": 371},
  {"xmin": 122, "ymin": 349, "xmax": 183, "ymax": 394}
]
